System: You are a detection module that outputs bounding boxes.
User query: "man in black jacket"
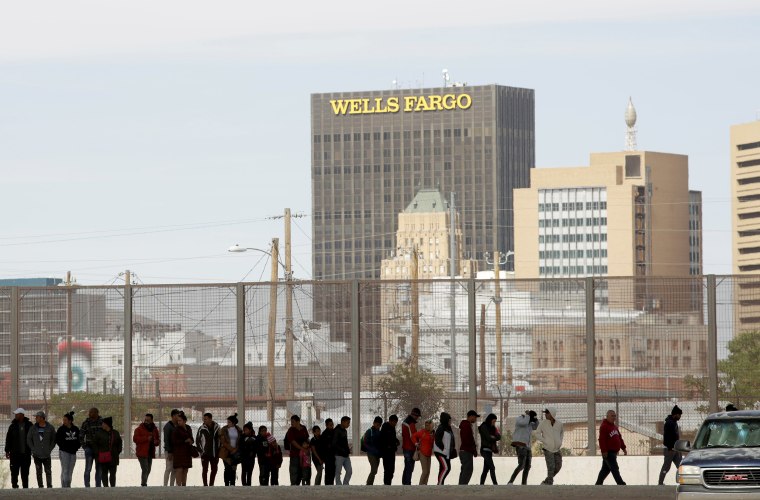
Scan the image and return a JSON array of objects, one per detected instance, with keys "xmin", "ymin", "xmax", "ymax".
[
  {"xmin": 333, "ymin": 416, "xmax": 352, "ymax": 485},
  {"xmin": 4, "ymin": 408, "xmax": 32, "ymax": 488},
  {"xmin": 380, "ymin": 414, "xmax": 400, "ymax": 485},
  {"xmin": 658, "ymin": 404, "xmax": 683, "ymax": 485},
  {"xmin": 320, "ymin": 419, "xmax": 336, "ymax": 485}
]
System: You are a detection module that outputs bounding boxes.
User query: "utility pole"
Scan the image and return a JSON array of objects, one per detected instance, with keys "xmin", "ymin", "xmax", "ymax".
[
  {"xmin": 479, "ymin": 303, "xmax": 486, "ymax": 398},
  {"xmin": 284, "ymin": 208, "xmax": 294, "ymax": 399},
  {"xmin": 410, "ymin": 246, "xmax": 420, "ymax": 369},
  {"xmin": 448, "ymin": 192, "xmax": 458, "ymax": 389},
  {"xmin": 65, "ymin": 271, "xmax": 73, "ymax": 393},
  {"xmin": 493, "ymin": 253, "xmax": 504, "ymax": 386},
  {"xmin": 266, "ymin": 239, "xmax": 279, "ymax": 429}
]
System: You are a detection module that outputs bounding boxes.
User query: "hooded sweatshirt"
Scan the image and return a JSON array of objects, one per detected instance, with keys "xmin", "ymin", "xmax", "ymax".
[
  {"xmin": 663, "ymin": 415, "xmax": 681, "ymax": 450},
  {"xmin": 27, "ymin": 422, "xmax": 57, "ymax": 459},
  {"xmin": 598, "ymin": 419, "xmax": 626, "ymax": 454},
  {"xmin": 512, "ymin": 414, "xmax": 538, "ymax": 446},
  {"xmin": 535, "ymin": 406, "xmax": 564, "ymax": 453},
  {"xmin": 433, "ymin": 412, "xmax": 456, "ymax": 458},
  {"xmin": 56, "ymin": 424, "xmax": 81, "ymax": 455}
]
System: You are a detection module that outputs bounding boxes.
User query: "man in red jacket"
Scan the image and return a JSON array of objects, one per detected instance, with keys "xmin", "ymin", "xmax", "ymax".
[
  {"xmin": 133, "ymin": 413, "xmax": 160, "ymax": 487},
  {"xmin": 595, "ymin": 410, "xmax": 627, "ymax": 485}
]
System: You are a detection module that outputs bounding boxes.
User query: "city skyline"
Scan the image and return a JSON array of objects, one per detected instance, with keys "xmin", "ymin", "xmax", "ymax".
[{"xmin": 2, "ymin": 1, "xmax": 759, "ymax": 284}]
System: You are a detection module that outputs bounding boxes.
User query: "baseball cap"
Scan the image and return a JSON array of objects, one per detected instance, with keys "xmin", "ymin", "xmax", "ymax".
[
  {"xmin": 13, "ymin": 408, "xmax": 25, "ymax": 415},
  {"xmin": 35, "ymin": 411, "xmax": 46, "ymax": 419},
  {"xmin": 411, "ymin": 408, "xmax": 421, "ymax": 417},
  {"xmin": 467, "ymin": 410, "xmax": 480, "ymax": 418}
]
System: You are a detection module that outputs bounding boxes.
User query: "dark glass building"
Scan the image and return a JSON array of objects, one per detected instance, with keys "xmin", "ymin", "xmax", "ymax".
[{"xmin": 310, "ymin": 84, "xmax": 535, "ymax": 362}]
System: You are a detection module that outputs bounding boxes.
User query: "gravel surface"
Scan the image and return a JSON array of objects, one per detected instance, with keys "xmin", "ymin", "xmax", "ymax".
[{"xmin": 0, "ymin": 485, "xmax": 676, "ymax": 499}]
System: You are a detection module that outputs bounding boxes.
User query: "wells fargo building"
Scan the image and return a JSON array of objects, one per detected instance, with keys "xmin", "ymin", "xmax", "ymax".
[{"xmin": 311, "ymin": 84, "xmax": 535, "ymax": 361}]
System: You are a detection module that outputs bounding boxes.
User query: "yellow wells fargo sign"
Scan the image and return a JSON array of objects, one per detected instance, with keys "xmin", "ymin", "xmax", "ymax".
[{"xmin": 329, "ymin": 94, "xmax": 472, "ymax": 115}]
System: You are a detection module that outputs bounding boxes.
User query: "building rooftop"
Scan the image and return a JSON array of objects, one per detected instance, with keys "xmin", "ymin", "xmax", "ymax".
[{"xmin": 404, "ymin": 189, "xmax": 448, "ymax": 214}]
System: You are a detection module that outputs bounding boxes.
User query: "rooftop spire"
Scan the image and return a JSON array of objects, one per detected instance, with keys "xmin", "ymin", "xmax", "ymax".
[{"xmin": 625, "ymin": 97, "xmax": 638, "ymax": 151}]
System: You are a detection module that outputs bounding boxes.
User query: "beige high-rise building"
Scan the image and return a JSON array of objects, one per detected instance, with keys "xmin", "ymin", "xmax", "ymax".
[
  {"xmin": 514, "ymin": 150, "xmax": 702, "ymax": 311},
  {"xmin": 379, "ymin": 188, "xmax": 477, "ymax": 363},
  {"xmin": 730, "ymin": 120, "xmax": 760, "ymax": 330}
]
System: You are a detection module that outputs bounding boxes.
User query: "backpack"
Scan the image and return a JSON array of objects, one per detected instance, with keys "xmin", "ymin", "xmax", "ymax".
[{"xmin": 360, "ymin": 429, "xmax": 371, "ymax": 453}]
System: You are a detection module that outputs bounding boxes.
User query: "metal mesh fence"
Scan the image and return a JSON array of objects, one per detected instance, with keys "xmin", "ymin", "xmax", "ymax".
[{"xmin": 0, "ymin": 275, "xmax": 756, "ymax": 457}]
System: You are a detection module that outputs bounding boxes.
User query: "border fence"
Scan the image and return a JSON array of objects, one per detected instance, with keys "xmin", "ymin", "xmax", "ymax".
[{"xmin": 0, "ymin": 275, "xmax": 756, "ymax": 458}]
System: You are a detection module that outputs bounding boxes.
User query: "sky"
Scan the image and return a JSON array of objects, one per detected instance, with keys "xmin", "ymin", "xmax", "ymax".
[{"xmin": 1, "ymin": 0, "xmax": 759, "ymax": 284}]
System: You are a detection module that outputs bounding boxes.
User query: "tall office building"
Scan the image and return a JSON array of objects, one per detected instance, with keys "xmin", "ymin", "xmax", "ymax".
[
  {"xmin": 311, "ymin": 84, "xmax": 535, "ymax": 359},
  {"xmin": 730, "ymin": 120, "xmax": 760, "ymax": 330},
  {"xmin": 513, "ymin": 150, "xmax": 702, "ymax": 311}
]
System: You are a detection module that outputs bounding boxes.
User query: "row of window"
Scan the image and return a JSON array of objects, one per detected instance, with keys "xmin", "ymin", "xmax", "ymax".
[
  {"xmin": 538, "ymin": 201, "xmax": 607, "ymax": 212},
  {"xmin": 539, "ymin": 249, "xmax": 608, "ymax": 259},
  {"xmin": 314, "ymin": 129, "xmax": 473, "ymax": 143},
  {"xmin": 738, "ymin": 140, "xmax": 760, "ymax": 151},
  {"xmin": 539, "ymin": 233, "xmax": 608, "ymax": 243},
  {"xmin": 539, "ymin": 265, "xmax": 608, "ymax": 275},
  {"xmin": 314, "ymin": 161, "xmax": 483, "ymax": 175},
  {"xmin": 538, "ymin": 217, "xmax": 608, "ymax": 228}
]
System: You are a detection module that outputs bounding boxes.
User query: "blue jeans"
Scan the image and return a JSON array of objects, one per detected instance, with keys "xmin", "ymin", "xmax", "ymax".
[
  {"xmin": 402, "ymin": 450, "xmax": 415, "ymax": 485},
  {"xmin": 60, "ymin": 451, "xmax": 77, "ymax": 488},
  {"xmin": 84, "ymin": 446, "xmax": 101, "ymax": 487},
  {"xmin": 334, "ymin": 455, "xmax": 352, "ymax": 485}
]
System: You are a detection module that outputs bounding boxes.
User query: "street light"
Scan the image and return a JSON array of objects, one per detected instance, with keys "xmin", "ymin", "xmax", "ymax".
[
  {"xmin": 228, "ymin": 240, "xmax": 295, "ymax": 426},
  {"xmin": 484, "ymin": 250, "xmax": 514, "ymax": 386}
]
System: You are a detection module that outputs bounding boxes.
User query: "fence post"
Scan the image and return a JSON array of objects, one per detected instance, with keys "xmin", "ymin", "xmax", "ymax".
[
  {"xmin": 707, "ymin": 275, "xmax": 719, "ymax": 413},
  {"xmin": 10, "ymin": 287, "xmax": 19, "ymax": 412},
  {"xmin": 585, "ymin": 277, "xmax": 596, "ymax": 456},
  {"xmin": 350, "ymin": 279, "xmax": 361, "ymax": 455},
  {"xmin": 237, "ymin": 283, "xmax": 246, "ymax": 421},
  {"xmin": 468, "ymin": 278, "xmax": 477, "ymax": 410},
  {"xmin": 123, "ymin": 271, "xmax": 133, "ymax": 457}
]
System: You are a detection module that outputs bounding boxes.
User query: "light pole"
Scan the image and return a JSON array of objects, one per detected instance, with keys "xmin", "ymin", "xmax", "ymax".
[
  {"xmin": 228, "ymin": 243, "xmax": 292, "ymax": 427},
  {"xmin": 485, "ymin": 250, "xmax": 513, "ymax": 386}
]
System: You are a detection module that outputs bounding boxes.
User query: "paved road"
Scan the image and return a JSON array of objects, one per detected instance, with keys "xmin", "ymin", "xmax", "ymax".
[{"xmin": 0, "ymin": 485, "xmax": 676, "ymax": 499}]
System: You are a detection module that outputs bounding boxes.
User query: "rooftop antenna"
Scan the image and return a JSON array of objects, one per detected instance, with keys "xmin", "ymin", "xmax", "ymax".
[
  {"xmin": 392, "ymin": 79, "xmax": 399, "ymax": 90},
  {"xmin": 625, "ymin": 97, "xmax": 638, "ymax": 151},
  {"xmin": 442, "ymin": 68, "xmax": 450, "ymax": 88}
]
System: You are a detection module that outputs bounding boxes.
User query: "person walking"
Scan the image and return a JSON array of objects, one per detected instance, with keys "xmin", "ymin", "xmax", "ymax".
[
  {"xmin": 596, "ymin": 410, "xmax": 627, "ymax": 485},
  {"xmin": 380, "ymin": 414, "xmax": 400, "ymax": 485},
  {"xmin": 171, "ymin": 412, "xmax": 194, "ymax": 486},
  {"xmin": 219, "ymin": 413, "xmax": 242, "ymax": 486},
  {"xmin": 320, "ymin": 418, "xmax": 336, "ymax": 485},
  {"xmin": 79, "ymin": 407, "xmax": 103, "ymax": 487},
  {"xmin": 658, "ymin": 405, "xmax": 683, "ymax": 485},
  {"xmin": 56, "ymin": 411, "xmax": 81, "ymax": 488},
  {"xmin": 536, "ymin": 407, "xmax": 564, "ymax": 485},
  {"xmin": 240, "ymin": 422, "xmax": 258, "ymax": 486},
  {"xmin": 333, "ymin": 416, "xmax": 352, "ymax": 485},
  {"xmin": 508, "ymin": 410, "xmax": 538, "ymax": 485},
  {"xmin": 255, "ymin": 426, "xmax": 281, "ymax": 485},
  {"xmin": 412, "ymin": 419, "xmax": 435, "ymax": 485},
  {"xmin": 133, "ymin": 413, "xmax": 160, "ymax": 487},
  {"xmin": 93, "ymin": 417, "xmax": 122, "ymax": 487},
  {"xmin": 285, "ymin": 414, "xmax": 311, "ymax": 485},
  {"xmin": 363, "ymin": 416, "xmax": 383, "ymax": 485},
  {"xmin": 401, "ymin": 408, "xmax": 421, "ymax": 485},
  {"xmin": 5, "ymin": 408, "xmax": 32, "ymax": 489},
  {"xmin": 163, "ymin": 409, "xmax": 180, "ymax": 486},
  {"xmin": 458, "ymin": 410, "xmax": 480, "ymax": 484},
  {"xmin": 310, "ymin": 425, "xmax": 324, "ymax": 485},
  {"xmin": 27, "ymin": 411, "xmax": 56, "ymax": 488},
  {"xmin": 196, "ymin": 412, "xmax": 221, "ymax": 486},
  {"xmin": 478, "ymin": 413, "xmax": 499, "ymax": 485},
  {"xmin": 433, "ymin": 412, "xmax": 457, "ymax": 485}
]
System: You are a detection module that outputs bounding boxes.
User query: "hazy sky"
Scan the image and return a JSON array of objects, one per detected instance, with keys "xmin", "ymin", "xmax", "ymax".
[{"xmin": 2, "ymin": 1, "xmax": 759, "ymax": 284}]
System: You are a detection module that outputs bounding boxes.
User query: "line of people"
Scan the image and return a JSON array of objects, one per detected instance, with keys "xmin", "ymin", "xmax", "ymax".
[{"xmin": 7, "ymin": 402, "xmax": 705, "ymax": 488}]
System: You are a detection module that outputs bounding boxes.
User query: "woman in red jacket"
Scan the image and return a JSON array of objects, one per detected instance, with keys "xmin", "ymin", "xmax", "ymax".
[
  {"xmin": 411, "ymin": 419, "xmax": 435, "ymax": 485},
  {"xmin": 171, "ymin": 413, "xmax": 195, "ymax": 486}
]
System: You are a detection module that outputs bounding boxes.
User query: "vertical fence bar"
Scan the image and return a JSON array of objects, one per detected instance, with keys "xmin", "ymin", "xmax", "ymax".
[
  {"xmin": 237, "ymin": 283, "xmax": 246, "ymax": 421},
  {"xmin": 350, "ymin": 279, "xmax": 361, "ymax": 455},
  {"xmin": 123, "ymin": 272, "xmax": 133, "ymax": 457},
  {"xmin": 707, "ymin": 275, "xmax": 719, "ymax": 413},
  {"xmin": 10, "ymin": 287, "xmax": 19, "ymax": 412},
  {"xmin": 468, "ymin": 278, "xmax": 477, "ymax": 409},
  {"xmin": 585, "ymin": 277, "xmax": 596, "ymax": 456}
]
